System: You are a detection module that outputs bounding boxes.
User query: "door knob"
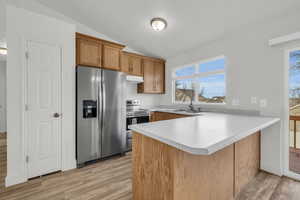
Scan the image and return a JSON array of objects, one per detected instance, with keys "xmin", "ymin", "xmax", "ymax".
[{"xmin": 53, "ymin": 113, "xmax": 60, "ymax": 118}]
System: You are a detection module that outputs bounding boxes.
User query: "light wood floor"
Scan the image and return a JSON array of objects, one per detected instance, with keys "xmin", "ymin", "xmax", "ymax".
[{"xmin": 0, "ymin": 137, "xmax": 300, "ymax": 199}]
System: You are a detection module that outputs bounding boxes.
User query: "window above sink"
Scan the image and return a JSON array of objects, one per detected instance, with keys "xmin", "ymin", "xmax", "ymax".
[{"xmin": 172, "ymin": 56, "xmax": 226, "ymax": 105}]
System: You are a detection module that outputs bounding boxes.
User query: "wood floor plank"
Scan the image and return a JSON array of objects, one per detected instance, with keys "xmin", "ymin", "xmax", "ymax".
[
  {"xmin": 235, "ymin": 172, "xmax": 281, "ymax": 200},
  {"xmin": 270, "ymin": 177, "xmax": 300, "ymax": 200}
]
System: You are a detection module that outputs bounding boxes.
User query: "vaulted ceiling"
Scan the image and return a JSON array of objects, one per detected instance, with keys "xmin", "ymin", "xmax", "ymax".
[{"xmin": 20, "ymin": 0, "xmax": 300, "ymax": 58}]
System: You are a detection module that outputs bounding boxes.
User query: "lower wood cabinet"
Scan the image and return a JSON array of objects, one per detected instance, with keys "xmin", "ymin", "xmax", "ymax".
[{"xmin": 150, "ymin": 111, "xmax": 188, "ymax": 122}]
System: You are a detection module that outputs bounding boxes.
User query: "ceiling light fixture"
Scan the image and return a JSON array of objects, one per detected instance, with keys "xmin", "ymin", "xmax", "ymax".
[
  {"xmin": 0, "ymin": 47, "xmax": 7, "ymax": 55},
  {"xmin": 150, "ymin": 17, "xmax": 167, "ymax": 32}
]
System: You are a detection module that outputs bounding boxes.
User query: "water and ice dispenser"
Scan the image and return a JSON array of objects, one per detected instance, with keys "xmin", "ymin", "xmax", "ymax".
[{"xmin": 82, "ymin": 100, "xmax": 97, "ymax": 118}]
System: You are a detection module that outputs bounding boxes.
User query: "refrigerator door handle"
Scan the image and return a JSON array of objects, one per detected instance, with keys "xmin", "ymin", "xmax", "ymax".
[
  {"xmin": 102, "ymin": 71, "xmax": 106, "ymax": 133},
  {"xmin": 98, "ymin": 70, "xmax": 103, "ymax": 157}
]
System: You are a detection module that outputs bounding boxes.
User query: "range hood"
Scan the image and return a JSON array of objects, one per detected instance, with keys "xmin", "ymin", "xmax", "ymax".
[{"xmin": 126, "ymin": 75, "xmax": 144, "ymax": 83}]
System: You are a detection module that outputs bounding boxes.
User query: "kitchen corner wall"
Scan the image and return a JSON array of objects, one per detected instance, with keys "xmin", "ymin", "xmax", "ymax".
[
  {"xmin": 161, "ymin": 11, "xmax": 300, "ymax": 176},
  {"xmin": 0, "ymin": 61, "xmax": 6, "ymax": 133},
  {"xmin": 126, "ymin": 82, "xmax": 162, "ymax": 108}
]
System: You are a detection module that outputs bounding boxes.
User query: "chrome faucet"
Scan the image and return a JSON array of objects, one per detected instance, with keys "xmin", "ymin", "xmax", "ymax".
[{"xmin": 188, "ymin": 97, "xmax": 196, "ymax": 112}]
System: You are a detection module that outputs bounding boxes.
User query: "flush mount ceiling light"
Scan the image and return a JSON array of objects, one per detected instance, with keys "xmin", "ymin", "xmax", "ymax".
[
  {"xmin": 0, "ymin": 47, "xmax": 7, "ymax": 55},
  {"xmin": 150, "ymin": 17, "xmax": 167, "ymax": 32}
]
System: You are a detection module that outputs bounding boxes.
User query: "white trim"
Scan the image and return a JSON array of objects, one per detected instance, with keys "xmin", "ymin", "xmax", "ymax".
[
  {"xmin": 5, "ymin": 174, "xmax": 27, "ymax": 187},
  {"xmin": 172, "ymin": 55, "xmax": 225, "ymax": 79},
  {"xmin": 269, "ymin": 32, "xmax": 300, "ymax": 46},
  {"xmin": 283, "ymin": 47, "xmax": 300, "ymax": 181},
  {"xmin": 172, "ymin": 56, "xmax": 226, "ymax": 105}
]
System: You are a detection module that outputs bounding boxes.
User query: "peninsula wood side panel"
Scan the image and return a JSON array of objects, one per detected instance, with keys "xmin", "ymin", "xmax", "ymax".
[
  {"xmin": 173, "ymin": 143, "xmax": 234, "ymax": 200},
  {"xmin": 132, "ymin": 132, "xmax": 174, "ymax": 200},
  {"xmin": 234, "ymin": 131, "xmax": 261, "ymax": 195},
  {"xmin": 132, "ymin": 132, "xmax": 234, "ymax": 200}
]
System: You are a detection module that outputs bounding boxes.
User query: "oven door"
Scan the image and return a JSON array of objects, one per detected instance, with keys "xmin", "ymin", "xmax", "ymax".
[
  {"xmin": 126, "ymin": 116, "xmax": 149, "ymax": 151},
  {"xmin": 126, "ymin": 116, "xmax": 150, "ymax": 131}
]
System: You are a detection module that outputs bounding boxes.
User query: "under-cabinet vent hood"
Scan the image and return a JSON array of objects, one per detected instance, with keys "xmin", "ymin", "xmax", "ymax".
[{"xmin": 126, "ymin": 75, "xmax": 144, "ymax": 83}]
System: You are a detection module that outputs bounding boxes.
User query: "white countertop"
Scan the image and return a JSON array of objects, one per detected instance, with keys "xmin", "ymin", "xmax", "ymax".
[{"xmin": 129, "ymin": 112, "xmax": 280, "ymax": 155}]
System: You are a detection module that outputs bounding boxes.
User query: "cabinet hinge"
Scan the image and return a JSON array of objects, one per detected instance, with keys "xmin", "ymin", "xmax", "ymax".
[{"xmin": 26, "ymin": 156, "xmax": 29, "ymax": 163}]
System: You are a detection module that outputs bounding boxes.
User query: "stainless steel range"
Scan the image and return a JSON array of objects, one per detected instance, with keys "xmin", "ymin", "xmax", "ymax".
[{"xmin": 126, "ymin": 100, "xmax": 150, "ymax": 151}]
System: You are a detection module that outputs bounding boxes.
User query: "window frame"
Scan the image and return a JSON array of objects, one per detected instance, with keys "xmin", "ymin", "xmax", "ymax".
[{"xmin": 172, "ymin": 55, "xmax": 227, "ymax": 105}]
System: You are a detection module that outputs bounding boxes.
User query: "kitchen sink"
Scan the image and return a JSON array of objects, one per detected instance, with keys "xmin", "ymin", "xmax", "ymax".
[{"xmin": 173, "ymin": 109, "xmax": 202, "ymax": 114}]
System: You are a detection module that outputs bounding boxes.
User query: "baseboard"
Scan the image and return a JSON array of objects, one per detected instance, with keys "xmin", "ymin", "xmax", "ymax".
[
  {"xmin": 260, "ymin": 165, "xmax": 283, "ymax": 177},
  {"xmin": 5, "ymin": 174, "xmax": 27, "ymax": 187}
]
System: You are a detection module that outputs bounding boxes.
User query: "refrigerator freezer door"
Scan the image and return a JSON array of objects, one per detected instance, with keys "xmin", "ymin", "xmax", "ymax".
[
  {"xmin": 76, "ymin": 66, "xmax": 102, "ymax": 165},
  {"xmin": 101, "ymin": 69, "xmax": 126, "ymax": 158}
]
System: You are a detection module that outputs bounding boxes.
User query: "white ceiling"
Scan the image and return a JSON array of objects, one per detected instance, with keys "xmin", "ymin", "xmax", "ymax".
[{"xmin": 18, "ymin": 0, "xmax": 300, "ymax": 58}]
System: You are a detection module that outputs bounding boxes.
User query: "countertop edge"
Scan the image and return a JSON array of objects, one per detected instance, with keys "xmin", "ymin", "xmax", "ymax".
[{"xmin": 130, "ymin": 117, "xmax": 280, "ymax": 155}]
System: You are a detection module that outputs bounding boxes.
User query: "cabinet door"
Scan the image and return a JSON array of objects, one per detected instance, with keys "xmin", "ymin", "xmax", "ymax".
[
  {"xmin": 77, "ymin": 39, "xmax": 101, "ymax": 67},
  {"xmin": 121, "ymin": 53, "xmax": 131, "ymax": 73},
  {"xmin": 151, "ymin": 112, "xmax": 187, "ymax": 122},
  {"xmin": 103, "ymin": 45, "xmax": 120, "ymax": 71},
  {"xmin": 142, "ymin": 59, "xmax": 155, "ymax": 93},
  {"xmin": 154, "ymin": 62, "xmax": 165, "ymax": 93},
  {"xmin": 131, "ymin": 56, "xmax": 143, "ymax": 76}
]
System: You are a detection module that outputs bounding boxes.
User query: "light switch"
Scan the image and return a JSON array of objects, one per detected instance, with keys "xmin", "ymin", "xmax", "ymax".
[{"xmin": 260, "ymin": 99, "xmax": 267, "ymax": 108}]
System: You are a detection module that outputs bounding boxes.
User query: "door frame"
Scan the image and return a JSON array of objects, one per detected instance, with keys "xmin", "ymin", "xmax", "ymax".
[
  {"xmin": 22, "ymin": 38, "xmax": 63, "ymax": 179},
  {"xmin": 283, "ymin": 47, "xmax": 300, "ymax": 180}
]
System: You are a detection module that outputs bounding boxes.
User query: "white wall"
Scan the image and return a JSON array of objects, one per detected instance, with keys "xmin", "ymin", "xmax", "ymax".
[
  {"xmin": 162, "ymin": 11, "xmax": 300, "ymax": 175},
  {"xmin": 0, "ymin": 0, "xmax": 142, "ymax": 54},
  {"xmin": 0, "ymin": 61, "xmax": 6, "ymax": 132},
  {"xmin": 6, "ymin": 5, "xmax": 76, "ymax": 186},
  {"xmin": 126, "ymin": 83, "xmax": 162, "ymax": 108}
]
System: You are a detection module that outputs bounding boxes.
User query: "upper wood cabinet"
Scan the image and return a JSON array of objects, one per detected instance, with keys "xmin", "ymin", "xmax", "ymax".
[
  {"xmin": 154, "ymin": 62, "xmax": 164, "ymax": 93},
  {"xmin": 138, "ymin": 58, "xmax": 165, "ymax": 94},
  {"xmin": 121, "ymin": 52, "xmax": 143, "ymax": 76},
  {"xmin": 139, "ymin": 59, "xmax": 156, "ymax": 93},
  {"xmin": 76, "ymin": 33, "xmax": 125, "ymax": 70},
  {"xmin": 102, "ymin": 44, "xmax": 122, "ymax": 71},
  {"xmin": 76, "ymin": 38, "xmax": 102, "ymax": 67},
  {"xmin": 76, "ymin": 33, "xmax": 165, "ymax": 94}
]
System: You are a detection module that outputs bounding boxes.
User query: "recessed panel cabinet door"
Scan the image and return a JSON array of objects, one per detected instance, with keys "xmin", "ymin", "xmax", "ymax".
[
  {"xmin": 142, "ymin": 59, "xmax": 155, "ymax": 93},
  {"xmin": 131, "ymin": 56, "xmax": 142, "ymax": 76},
  {"xmin": 27, "ymin": 41, "xmax": 62, "ymax": 178},
  {"xmin": 154, "ymin": 62, "xmax": 165, "ymax": 93},
  {"xmin": 121, "ymin": 53, "xmax": 131, "ymax": 73},
  {"xmin": 77, "ymin": 39, "xmax": 101, "ymax": 67},
  {"xmin": 103, "ymin": 45, "xmax": 120, "ymax": 71}
]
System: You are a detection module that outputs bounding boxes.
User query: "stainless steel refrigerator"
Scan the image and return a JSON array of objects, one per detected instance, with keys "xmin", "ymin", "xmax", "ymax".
[{"xmin": 76, "ymin": 66, "xmax": 126, "ymax": 166}]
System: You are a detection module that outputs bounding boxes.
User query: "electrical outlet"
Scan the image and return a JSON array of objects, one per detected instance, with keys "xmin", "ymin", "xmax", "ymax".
[
  {"xmin": 260, "ymin": 99, "xmax": 267, "ymax": 108},
  {"xmin": 232, "ymin": 99, "xmax": 240, "ymax": 106},
  {"xmin": 251, "ymin": 97, "xmax": 258, "ymax": 104}
]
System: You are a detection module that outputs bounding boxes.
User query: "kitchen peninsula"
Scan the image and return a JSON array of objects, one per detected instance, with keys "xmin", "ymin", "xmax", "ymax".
[{"xmin": 129, "ymin": 112, "xmax": 280, "ymax": 200}]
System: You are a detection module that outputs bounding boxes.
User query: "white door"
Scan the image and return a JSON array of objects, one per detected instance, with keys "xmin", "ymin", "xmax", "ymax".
[{"xmin": 26, "ymin": 40, "xmax": 62, "ymax": 178}]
